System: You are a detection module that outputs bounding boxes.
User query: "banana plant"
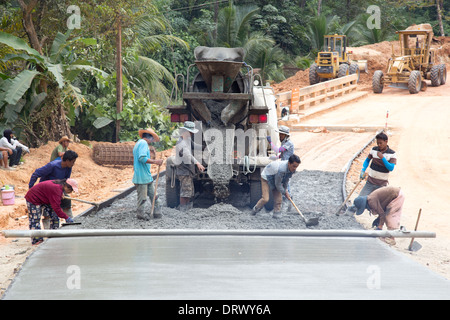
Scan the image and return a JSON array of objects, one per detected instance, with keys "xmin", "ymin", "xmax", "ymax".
[{"xmin": 0, "ymin": 30, "xmax": 106, "ymax": 131}]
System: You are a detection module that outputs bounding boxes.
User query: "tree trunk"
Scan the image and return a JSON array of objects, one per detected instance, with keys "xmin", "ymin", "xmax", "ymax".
[
  {"xmin": 213, "ymin": 0, "xmax": 219, "ymax": 46},
  {"xmin": 18, "ymin": 0, "xmax": 41, "ymax": 54},
  {"xmin": 436, "ymin": 0, "xmax": 445, "ymax": 36},
  {"xmin": 115, "ymin": 14, "xmax": 123, "ymax": 143},
  {"xmin": 18, "ymin": 0, "xmax": 47, "ymax": 93},
  {"xmin": 27, "ymin": 87, "xmax": 72, "ymax": 147},
  {"xmin": 17, "ymin": 0, "xmax": 71, "ymax": 146},
  {"xmin": 317, "ymin": 0, "xmax": 322, "ymax": 16}
]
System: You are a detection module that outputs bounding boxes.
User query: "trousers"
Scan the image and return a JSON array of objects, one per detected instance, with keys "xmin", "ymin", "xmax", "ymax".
[
  {"xmin": 255, "ymin": 178, "xmax": 283, "ymax": 212},
  {"xmin": 135, "ymin": 182, "xmax": 160, "ymax": 217}
]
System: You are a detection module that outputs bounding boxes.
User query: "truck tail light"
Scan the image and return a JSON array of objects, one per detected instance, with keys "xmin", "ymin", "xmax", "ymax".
[
  {"xmin": 170, "ymin": 114, "xmax": 180, "ymax": 122},
  {"xmin": 249, "ymin": 114, "xmax": 268, "ymax": 124},
  {"xmin": 171, "ymin": 114, "xmax": 190, "ymax": 123},
  {"xmin": 258, "ymin": 114, "xmax": 267, "ymax": 123},
  {"xmin": 180, "ymin": 114, "xmax": 190, "ymax": 122}
]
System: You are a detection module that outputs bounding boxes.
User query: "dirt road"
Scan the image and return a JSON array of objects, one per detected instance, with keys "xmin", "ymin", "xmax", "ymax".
[{"xmin": 300, "ymin": 78, "xmax": 450, "ymax": 278}]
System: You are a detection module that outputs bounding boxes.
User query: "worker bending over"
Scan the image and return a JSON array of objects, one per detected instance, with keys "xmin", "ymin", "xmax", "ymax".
[
  {"xmin": 29, "ymin": 150, "xmax": 78, "ymax": 228},
  {"xmin": 252, "ymin": 154, "xmax": 301, "ymax": 219},
  {"xmin": 25, "ymin": 179, "xmax": 78, "ymax": 245},
  {"xmin": 351, "ymin": 186, "xmax": 405, "ymax": 245}
]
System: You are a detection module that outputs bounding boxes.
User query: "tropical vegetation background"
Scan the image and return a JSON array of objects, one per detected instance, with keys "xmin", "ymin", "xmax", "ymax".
[{"xmin": 0, "ymin": 0, "xmax": 448, "ymax": 149}]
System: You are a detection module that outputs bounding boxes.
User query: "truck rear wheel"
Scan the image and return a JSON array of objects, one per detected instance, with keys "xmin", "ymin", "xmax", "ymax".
[
  {"xmin": 430, "ymin": 65, "xmax": 441, "ymax": 87},
  {"xmin": 372, "ymin": 70, "xmax": 384, "ymax": 93},
  {"xmin": 408, "ymin": 71, "xmax": 422, "ymax": 94},
  {"xmin": 309, "ymin": 64, "xmax": 320, "ymax": 85},
  {"xmin": 165, "ymin": 164, "xmax": 180, "ymax": 208}
]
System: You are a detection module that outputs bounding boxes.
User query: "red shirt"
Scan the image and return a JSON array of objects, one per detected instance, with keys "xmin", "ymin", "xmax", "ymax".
[{"xmin": 25, "ymin": 180, "xmax": 69, "ymax": 220}]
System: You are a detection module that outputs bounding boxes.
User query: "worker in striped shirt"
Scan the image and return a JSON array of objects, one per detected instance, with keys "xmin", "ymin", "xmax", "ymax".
[{"xmin": 359, "ymin": 132, "xmax": 397, "ymax": 196}]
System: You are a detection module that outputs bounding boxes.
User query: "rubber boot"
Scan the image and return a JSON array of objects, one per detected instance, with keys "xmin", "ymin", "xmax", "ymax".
[
  {"xmin": 137, "ymin": 208, "xmax": 150, "ymax": 220},
  {"xmin": 179, "ymin": 197, "xmax": 190, "ymax": 212},
  {"xmin": 42, "ymin": 217, "xmax": 50, "ymax": 229},
  {"xmin": 251, "ymin": 205, "xmax": 262, "ymax": 215},
  {"xmin": 152, "ymin": 205, "xmax": 162, "ymax": 219}
]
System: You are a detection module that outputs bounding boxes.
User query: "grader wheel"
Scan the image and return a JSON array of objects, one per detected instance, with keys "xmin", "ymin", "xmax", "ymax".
[
  {"xmin": 439, "ymin": 64, "xmax": 447, "ymax": 85},
  {"xmin": 430, "ymin": 65, "xmax": 441, "ymax": 87},
  {"xmin": 372, "ymin": 70, "xmax": 384, "ymax": 94},
  {"xmin": 408, "ymin": 71, "xmax": 422, "ymax": 94}
]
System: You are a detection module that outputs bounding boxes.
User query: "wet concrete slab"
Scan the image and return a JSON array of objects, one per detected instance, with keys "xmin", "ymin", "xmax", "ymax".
[{"xmin": 3, "ymin": 235, "xmax": 449, "ymax": 300}]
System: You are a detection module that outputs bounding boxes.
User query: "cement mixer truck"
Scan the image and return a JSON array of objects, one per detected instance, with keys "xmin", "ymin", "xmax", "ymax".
[{"xmin": 165, "ymin": 46, "xmax": 279, "ymax": 209}]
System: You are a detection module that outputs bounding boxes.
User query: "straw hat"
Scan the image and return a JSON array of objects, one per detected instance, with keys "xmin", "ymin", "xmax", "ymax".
[
  {"xmin": 138, "ymin": 128, "xmax": 160, "ymax": 142},
  {"xmin": 59, "ymin": 136, "xmax": 72, "ymax": 144}
]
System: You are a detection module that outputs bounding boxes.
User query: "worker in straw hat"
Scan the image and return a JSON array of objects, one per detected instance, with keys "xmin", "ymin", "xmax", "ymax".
[
  {"xmin": 50, "ymin": 136, "xmax": 72, "ymax": 162},
  {"xmin": 174, "ymin": 121, "xmax": 205, "ymax": 212},
  {"xmin": 25, "ymin": 178, "xmax": 79, "ymax": 245},
  {"xmin": 133, "ymin": 128, "xmax": 163, "ymax": 220}
]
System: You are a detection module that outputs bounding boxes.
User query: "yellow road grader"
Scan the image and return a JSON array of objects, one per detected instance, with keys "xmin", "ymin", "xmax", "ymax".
[
  {"xmin": 309, "ymin": 34, "xmax": 366, "ymax": 85},
  {"xmin": 372, "ymin": 24, "xmax": 447, "ymax": 94}
]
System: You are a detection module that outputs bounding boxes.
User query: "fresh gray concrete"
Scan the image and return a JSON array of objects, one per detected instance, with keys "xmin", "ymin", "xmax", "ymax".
[{"xmin": 3, "ymin": 235, "xmax": 449, "ymax": 300}]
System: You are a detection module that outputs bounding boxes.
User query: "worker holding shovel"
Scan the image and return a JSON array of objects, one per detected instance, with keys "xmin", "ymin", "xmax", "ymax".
[
  {"xmin": 252, "ymin": 154, "xmax": 301, "ymax": 219},
  {"xmin": 25, "ymin": 179, "xmax": 79, "ymax": 245},
  {"xmin": 133, "ymin": 128, "xmax": 163, "ymax": 220},
  {"xmin": 358, "ymin": 132, "xmax": 397, "ymax": 197}
]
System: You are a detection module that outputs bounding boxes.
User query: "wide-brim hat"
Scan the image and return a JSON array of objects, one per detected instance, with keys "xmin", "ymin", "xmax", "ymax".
[
  {"xmin": 353, "ymin": 196, "xmax": 368, "ymax": 216},
  {"xmin": 59, "ymin": 136, "xmax": 72, "ymax": 144},
  {"xmin": 180, "ymin": 121, "xmax": 198, "ymax": 134},
  {"xmin": 66, "ymin": 178, "xmax": 79, "ymax": 194},
  {"xmin": 276, "ymin": 125, "xmax": 290, "ymax": 136},
  {"xmin": 138, "ymin": 128, "xmax": 160, "ymax": 142}
]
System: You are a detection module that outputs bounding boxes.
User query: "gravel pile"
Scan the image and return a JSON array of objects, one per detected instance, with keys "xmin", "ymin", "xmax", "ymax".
[{"xmin": 76, "ymin": 170, "xmax": 363, "ymax": 230}]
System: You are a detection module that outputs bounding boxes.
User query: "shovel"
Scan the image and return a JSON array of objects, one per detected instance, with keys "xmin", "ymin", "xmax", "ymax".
[
  {"xmin": 62, "ymin": 222, "xmax": 82, "ymax": 227},
  {"xmin": 64, "ymin": 196, "xmax": 101, "ymax": 212},
  {"xmin": 336, "ymin": 177, "xmax": 364, "ymax": 215},
  {"xmin": 408, "ymin": 208, "xmax": 423, "ymax": 252},
  {"xmin": 288, "ymin": 197, "xmax": 319, "ymax": 227},
  {"xmin": 150, "ymin": 160, "xmax": 163, "ymax": 218}
]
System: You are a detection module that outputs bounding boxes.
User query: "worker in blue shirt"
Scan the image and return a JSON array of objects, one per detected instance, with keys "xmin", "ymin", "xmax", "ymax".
[
  {"xmin": 29, "ymin": 150, "xmax": 78, "ymax": 188},
  {"xmin": 28, "ymin": 150, "xmax": 78, "ymax": 228},
  {"xmin": 133, "ymin": 128, "xmax": 163, "ymax": 220}
]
